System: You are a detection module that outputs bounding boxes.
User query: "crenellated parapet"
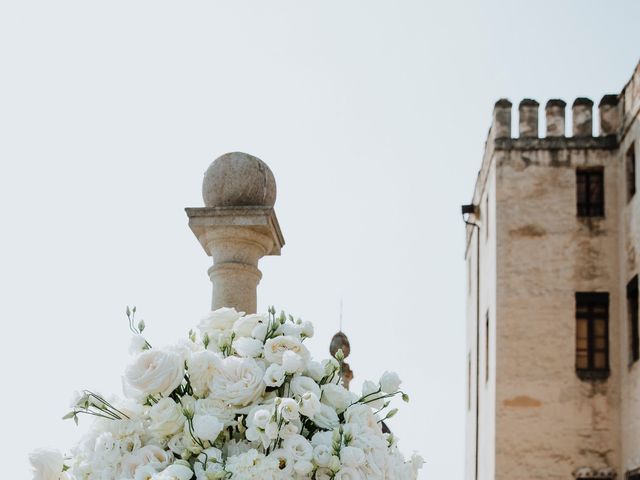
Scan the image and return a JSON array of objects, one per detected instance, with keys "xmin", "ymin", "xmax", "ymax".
[{"xmin": 489, "ymin": 94, "xmax": 623, "ymax": 151}]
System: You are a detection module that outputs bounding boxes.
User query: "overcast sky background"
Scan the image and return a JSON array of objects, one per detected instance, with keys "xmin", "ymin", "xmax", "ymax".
[{"xmin": 1, "ymin": 1, "xmax": 639, "ymax": 478}]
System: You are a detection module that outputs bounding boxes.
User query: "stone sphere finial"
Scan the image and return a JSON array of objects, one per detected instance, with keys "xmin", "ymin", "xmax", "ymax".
[{"xmin": 203, "ymin": 152, "xmax": 277, "ymax": 208}]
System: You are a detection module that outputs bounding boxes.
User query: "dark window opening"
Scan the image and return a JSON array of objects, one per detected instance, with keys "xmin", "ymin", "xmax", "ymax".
[
  {"xmin": 628, "ymin": 275, "xmax": 639, "ymax": 365},
  {"xmin": 485, "ymin": 310, "xmax": 490, "ymax": 383},
  {"xmin": 627, "ymin": 468, "xmax": 640, "ymax": 480},
  {"xmin": 576, "ymin": 292, "xmax": 610, "ymax": 380},
  {"xmin": 627, "ymin": 144, "xmax": 636, "ymax": 201},
  {"xmin": 577, "ymin": 168, "xmax": 605, "ymax": 217}
]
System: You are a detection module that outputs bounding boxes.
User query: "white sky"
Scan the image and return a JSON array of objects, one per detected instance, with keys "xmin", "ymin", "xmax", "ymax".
[{"xmin": 1, "ymin": 1, "xmax": 639, "ymax": 478}]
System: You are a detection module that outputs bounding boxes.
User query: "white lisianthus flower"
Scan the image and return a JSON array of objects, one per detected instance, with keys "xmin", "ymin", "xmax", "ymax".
[
  {"xmin": 304, "ymin": 361, "xmax": 326, "ymax": 382},
  {"xmin": 233, "ymin": 314, "xmax": 266, "ymax": 338},
  {"xmin": 123, "ymin": 349, "xmax": 185, "ymax": 399},
  {"xmin": 299, "ymin": 391, "xmax": 321, "ymax": 418},
  {"xmin": 198, "ymin": 307, "xmax": 244, "ymax": 337},
  {"xmin": 268, "ymin": 449, "xmax": 295, "ymax": 477},
  {"xmin": 155, "ymin": 463, "xmax": 193, "ymax": 480},
  {"xmin": 335, "ymin": 466, "xmax": 364, "ymax": 480},
  {"xmin": 233, "ymin": 337, "xmax": 264, "ymax": 358},
  {"xmin": 321, "ymin": 383, "xmax": 355, "ymax": 412},
  {"xmin": 128, "ymin": 334, "xmax": 147, "ymax": 355},
  {"xmin": 119, "ymin": 445, "xmax": 172, "ymax": 479},
  {"xmin": 361, "ymin": 379, "xmax": 385, "ymax": 409},
  {"xmin": 278, "ymin": 398, "xmax": 300, "ymax": 422},
  {"xmin": 290, "ymin": 375, "xmax": 321, "ymax": 398},
  {"xmin": 186, "ymin": 350, "xmax": 222, "ymax": 398},
  {"xmin": 149, "ymin": 398, "xmax": 185, "ymax": 438},
  {"xmin": 300, "ymin": 320, "xmax": 314, "ymax": 338},
  {"xmin": 294, "ymin": 459, "xmax": 314, "ymax": 475},
  {"xmin": 263, "ymin": 335, "xmax": 310, "ymax": 365},
  {"xmin": 193, "ymin": 414, "xmax": 224, "ymax": 441},
  {"xmin": 379, "ymin": 371, "xmax": 402, "ymax": 394},
  {"xmin": 209, "ymin": 356, "xmax": 265, "ymax": 407},
  {"xmin": 263, "ymin": 363, "xmax": 286, "ymax": 387},
  {"xmin": 315, "ymin": 467, "xmax": 334, "ymax": 480},
  {"xmin": 340, "ymin": 446, "xmax": 366, "ymax": 468},
  {"xmin": 29, "ymin": 448, "xmax": 65, "ymax": 480},
  {"xmin": 283, "ymin": 434, "xmax": 313, "ymax": 462},
  {"xmin": 313, "ymin": 444, "xmax": 333, "ymax": 467},
  {"xmin": 251, "ymin": 322, "xmax": 268, "ymax": 340},
  {"xmin": 313, "ymin": 403, "xmax": 340, "ymax": 430},
  {"xmin": 282, "ymin": 350, "xmax": 305, "ymax": 374},
  {"xmin": 281, "ymin": 322, "xmax": 303, "ymax": 338}
]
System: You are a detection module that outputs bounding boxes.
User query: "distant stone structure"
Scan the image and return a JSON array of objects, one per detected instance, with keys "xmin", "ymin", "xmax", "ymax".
[
  {"xmin": 463, "ymin": 62, "xmax": 640, "ymax": 480},
  {"xmin": 186, "ymin": 152, "xmax": 285, "ymax": 314}
]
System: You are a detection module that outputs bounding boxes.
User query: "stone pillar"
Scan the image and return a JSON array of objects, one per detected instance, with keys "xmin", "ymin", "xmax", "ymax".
[
  {"xmin": 598, "ymin": 94, "xmax": 621, "ymax": 136},
  {"xmin": 186, "ymin": 152, "xmax": 285, "ymax": 314},
  {"xmin": 492, "ymin": 99, "xmax": 512, "ymax": 139},
  {"xmin": 572, "ymin": 97, "xmax": 594, "ymax": 137},
  {"xmin": 545, "ymin": 99, "xmax": 566, "ymax": 137},
  {"xmin": 518, "ymin": 99, "xmax": 539, "ymax": 138}
]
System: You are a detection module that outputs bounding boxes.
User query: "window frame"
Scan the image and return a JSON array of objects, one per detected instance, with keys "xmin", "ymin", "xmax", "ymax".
[
  {"xmin": 576, "ymin": 168, "xmax": 605, "ymax": 218},
  {"xmin": 575, "ymin": 292, "xmax": 610, "ymax": 380},
  {"xmin": 628, "ymin": 275, "xmax": 639, "ymax": 366}
]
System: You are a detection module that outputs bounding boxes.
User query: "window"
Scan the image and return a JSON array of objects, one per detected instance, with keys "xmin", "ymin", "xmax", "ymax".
[
  {"xmin": 467, "ymin": 352, "xmax": 471, "ymax": 410},
  {"xmin": 628, "ymin": 275, "xmax": 639, "ymax": 365},
  {"xmin": 485, "ymin": 195, "xmax": 489, "ymax": 241},
  {"xmin": 627, "ymin": 144, "xmax": 637, "ymax": 201},
  {"xmin": 485, "ymin": 310, "xmax": 490, "ymax": 383},
  {"xmin": 577, "ymin": 168, "xmax": 604, "ymax": 217},
  {"xmin": 627, "ymin": 468, "xmax": 640, "ymax": 480},
  {"xmin": 576, "ymin": 292, "xmax": 610, "ymax": 379}
]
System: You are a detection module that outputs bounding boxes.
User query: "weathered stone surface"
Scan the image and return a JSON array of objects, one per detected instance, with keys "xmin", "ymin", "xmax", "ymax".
[
  {"xmin": 202, "ymin": 152, "xmax": 276, "ymax": 208},
  {"xmin": 187, "ymin": 153, "xmax": 284, "ymax": 314},
  {"xmin": 464, "ymin": 60, "xmax": 640, "ymax": 480}
]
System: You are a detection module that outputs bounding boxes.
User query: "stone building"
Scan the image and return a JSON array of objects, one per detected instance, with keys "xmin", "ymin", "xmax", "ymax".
[{"xmin": 463, "ymin": 61, "xmax": 640, "ymax": 480}]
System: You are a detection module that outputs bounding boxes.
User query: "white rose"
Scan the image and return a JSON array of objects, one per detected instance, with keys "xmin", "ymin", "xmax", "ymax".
[
  {"xmin": 300, "ymin": 392, "xmax": 321, "ymax": 418},
  {"xmin": 278, "ymin": 398, "xmax": 300, "ymax": 422},
  {"xmin": 379, "ymin": 371, "xmax": 401, "ymax": 394},
  {"xmin": 282, "ymin": 351, "xmax": 305, "ymax": 374},
  {"xmin": 233, "ymin": 314, "xmax": 266, "ymax": 338},
  {"xmin": 321, "ymin": 384, "xmax": 355, "ymax": 412},
  {"xmin": 149, "ymin": 397, "xmax": 185, "ymax": 438},
  {"xmin": 340, "ymin": 446, "xmax": 365, "ymax": 468},
  {"xmin": 209, "ymin": 356, "xmax": 265, "ymax": 407},
  {"xmin": 315, "ymin": 467, "xmax": 334, "ymax": 480},
  {"xmin": 193, "ymin": 414, "xmax": 224, "ymax": 441},
  {"xmin": 198, "ymin": 307, "xmax": 244, "ymax": 336},
  {"xmin": 186, "ymin": 350, "xmax": 222, "ymax": 398},
  {"xmin": 123, "ymin": 349, "xmax": 185, "ymax": 399},
  {"xmin": 263, "ymin": 336, "xmax": 310, "ymax": 365},
  {"xmin": 290, "ymin": 375, "xmax": 321, "ymax": 398},
  {"xmin": 233, "ymin": 337, "xmax": 264, "ymax": 358},
  {"xmin": 264, "ymin": 363, "xmax": 286, "ymax": 387},
  {"xmin": 29, "ymin": 448, "xmax": 64, "ymax": 480}
]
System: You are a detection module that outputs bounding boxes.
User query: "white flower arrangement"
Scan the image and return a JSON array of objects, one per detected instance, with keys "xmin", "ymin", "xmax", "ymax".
[{"xmin": 31, "ymin": 306, "xmax": 424, "ymax": 480}]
